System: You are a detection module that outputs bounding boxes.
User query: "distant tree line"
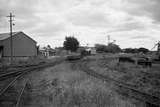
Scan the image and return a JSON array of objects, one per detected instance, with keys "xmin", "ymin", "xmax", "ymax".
[
  {"xmin": 123, "ymin": 47, "xmax": 149, "ymax": 54},
  {"xmin": 95, "ymin": 43, "xmax": 121, "ymax": 53},
  {"xmin": 62, "ymin": 36, "xmax": 149, "ymax": 54}
]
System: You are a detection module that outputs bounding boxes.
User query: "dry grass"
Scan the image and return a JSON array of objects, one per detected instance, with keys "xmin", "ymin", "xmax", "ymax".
[
  {"xmin": 23, "ymin": 62, "xmax": 138, "ymax": 107},
  {"xmin": 88, "ymin": 55, "xmax": 160, "ymax": 98}
]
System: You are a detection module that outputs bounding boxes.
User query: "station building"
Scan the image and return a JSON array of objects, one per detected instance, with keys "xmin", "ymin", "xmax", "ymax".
[{"xmin": 0, "ymin": 31, "xmax": 37, "ymax": 60}]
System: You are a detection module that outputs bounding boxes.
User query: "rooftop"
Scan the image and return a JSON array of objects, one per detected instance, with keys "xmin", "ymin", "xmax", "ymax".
[{"xmin": 0, "ymin": 31, "xmax": 21, "ymax": 41}]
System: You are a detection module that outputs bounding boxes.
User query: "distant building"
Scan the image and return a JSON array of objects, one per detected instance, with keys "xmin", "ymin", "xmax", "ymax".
[
  {"xmin": 77, "ymin": 47, "xmax": 96, "ymax": 55},
  {"xmin": 90, "ymin": 47, "xmax": 97, "ymax": 55},
  {"xmin": 39, "ymin": 46, "xmax": 56, "ymax": 57},
  {"xmin": 0, "ymin": 31, "xmax": 37, "ymax": 59}
]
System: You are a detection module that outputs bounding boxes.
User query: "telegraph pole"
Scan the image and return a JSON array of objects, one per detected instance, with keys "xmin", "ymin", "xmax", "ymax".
[
  {"xmin": 107, "ymin": 35, "xmax": 110, "ymax": 45},
  {"xmin": 7, "ymin": 13, "xmax": 15, "ymax": 64}
]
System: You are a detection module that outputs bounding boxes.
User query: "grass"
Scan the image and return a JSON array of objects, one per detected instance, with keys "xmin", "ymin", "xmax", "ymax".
[
  {"xmin": 23, "ymin": 62, "xmax": 139, "ymax": 107},
  {"xmin": 88, "ymin": 54, "xmax": 160, "ymax": 98}
]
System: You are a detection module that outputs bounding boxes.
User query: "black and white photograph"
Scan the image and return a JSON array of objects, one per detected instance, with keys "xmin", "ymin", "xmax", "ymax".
[{"xmin": 0, "ymin": 0, "xmax": 160, "ymax": 107}]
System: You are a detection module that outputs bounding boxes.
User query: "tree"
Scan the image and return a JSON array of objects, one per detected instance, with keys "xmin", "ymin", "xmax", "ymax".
[
  {"xmin": 63, "ymin": 36, "xmax": 79, "ymax": 52},
  {"xmin": 107, "ymin": 43, "xmax": 121, "ymax": 53},
  {"xmin": 47, "ymin": 45, "xmax": 51, "ymax": 49},
  {"xmin": 124, "ymin": 47, "xmax": 149, "ymax": 54},
  {"xmin": 138, "ymin": 47, "xmax": 149, "ymax": 54},
  {"xmin": 95, "ymin": 44, "xmax": 107, "ymax": 52},
  {"xmin": 124, "ymin": 48, "xmax": 138, "ymax": 53},
  {"xmin": 95, "ymin": 43, "xmax": 121, "ymax": 53}
]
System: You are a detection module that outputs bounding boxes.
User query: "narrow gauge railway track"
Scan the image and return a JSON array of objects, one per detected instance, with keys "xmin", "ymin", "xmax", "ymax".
[
  {"xmin": 0, "ymin": 59, "xmax": 64, "ymax": 107},
  {"xmin": 0, "ymin": 63, "xmax": 44, "ymax": 76},
  {"xmin": 0, "ymin": 59, "xmax": 64, "ymax": 81},
  {"xmin": 0, "ymin": 71, "xmax": 28, "ymax": 96},
  {"xmin": 0, "ymin": 70, "xmax": 28, "ymax": 107},
  {"xmin": 78, "ymin": 59, "xmax": 160, "ymax": 107},
  {"xmin": 0, "ymin": 63, "xmax": 42, "ymax": 71}
]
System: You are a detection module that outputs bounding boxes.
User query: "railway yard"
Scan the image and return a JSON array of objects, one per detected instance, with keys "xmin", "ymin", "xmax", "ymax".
[
  {"xmin": 0, "ymin": 54, "xmax": 160, "ymax": 107},
  {"xmin": 2, "ymin": 0, "xmax": 160, "ymax": 106}
]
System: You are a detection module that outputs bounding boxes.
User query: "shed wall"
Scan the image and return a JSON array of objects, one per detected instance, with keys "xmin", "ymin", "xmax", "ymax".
[{"xmin": 2, "ymin": 32, "xmax": 37, "ymax": 57}]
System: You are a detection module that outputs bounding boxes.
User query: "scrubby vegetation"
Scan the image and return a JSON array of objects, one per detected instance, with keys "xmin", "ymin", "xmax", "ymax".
[
  {"xmin": 88, "ymin": 54, "xmax": 160, "ymax": 98},
  {"xmin": 25, "ymin": 62, "xmax": 139, "ymax": 107},
  {"xmin": 95, "ymin": 43, "xmax": 121, "ymax": 53}
]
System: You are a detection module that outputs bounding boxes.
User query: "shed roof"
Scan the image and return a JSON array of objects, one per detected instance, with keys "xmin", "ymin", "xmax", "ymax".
[
  {"xmin": 0, "ymin": 32, "xmax": 20, "ymax": 40},
  {"xmin": 0, "ymin": 31, "xmax": 36, "ymax": 43}
]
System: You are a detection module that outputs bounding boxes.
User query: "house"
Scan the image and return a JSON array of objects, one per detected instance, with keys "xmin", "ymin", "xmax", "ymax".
[
  {"xmin": 77, "ymin": 47, "xmax": 96, "ymax": 55},
  {"xmin": 86, "ymin": 47, "xmax": 96, "ymax": 55},
  {"xmin": 39, "ymin": 46, "xmax": 56, "ymax": 58},
  {"xmin": 0, "ymin": 31, "xmax": 37, "ymax": 60}
]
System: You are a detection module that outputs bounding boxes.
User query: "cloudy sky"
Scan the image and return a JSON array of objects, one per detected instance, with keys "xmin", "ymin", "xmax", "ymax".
[{"xmin": 0, "ymin": 0, "xmax": 160, "ymax": 49}]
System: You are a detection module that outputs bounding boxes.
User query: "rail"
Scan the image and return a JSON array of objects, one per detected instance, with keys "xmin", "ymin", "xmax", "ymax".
[
  {"xmin": 79, "ymin": 60, "xmax": 160, "ymax": 106},
  {"xmin": 0, "ymin": 58, "xmax": 64, "ymax": 106}
]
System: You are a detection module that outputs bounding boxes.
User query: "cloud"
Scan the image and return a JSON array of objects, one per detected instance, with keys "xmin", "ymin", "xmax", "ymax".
[
  {"xmin": 67, "ymin": 9, "xmax": 110, "ymax": 28},
  {"xmin": 0, "ymin": 0, "xmax": 160, "ymax": 49},
  {"xmin": 119, "ymin": 0, "xmax": 160, "ymax": 23}
]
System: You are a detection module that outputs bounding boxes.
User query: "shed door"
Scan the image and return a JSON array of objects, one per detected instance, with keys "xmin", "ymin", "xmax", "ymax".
[{"xmin": 0, "ymin": 46, "xmax": 3, "ymax": 58}]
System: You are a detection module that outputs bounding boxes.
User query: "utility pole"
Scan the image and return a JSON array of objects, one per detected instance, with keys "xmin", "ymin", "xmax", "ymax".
[
  {"xmin": 107, "ymin": 35, "xmax": 110, "ymax": 45},
  {"xmin": 7, "ymin": 13, "xmax": 15, "ymax": 64},
  {"xmin": 157, "ymin": 41, "xmax": 160, "ymax": 54}
]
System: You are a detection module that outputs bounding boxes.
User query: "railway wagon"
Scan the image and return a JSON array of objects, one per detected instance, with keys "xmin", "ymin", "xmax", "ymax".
[
  {"xmin": 118, "ymin": 56, "xmax": 152, "ymax": 67},
  {"xmin": 66, "ymin": 53, "xmax": 82, "ymax": 61},
  {"xmin": 118, "ymin": 56, "xmax": 135, "ymax": 64},
  {"xmin": 137, "ymin": 57, "xmax": 152, "ymax": 67}
]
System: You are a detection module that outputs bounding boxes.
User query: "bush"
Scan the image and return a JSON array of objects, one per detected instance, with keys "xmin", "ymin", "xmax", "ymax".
[{"xmin": 95, "ymin": 43, "xmax": 121, "ymax": 53}]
